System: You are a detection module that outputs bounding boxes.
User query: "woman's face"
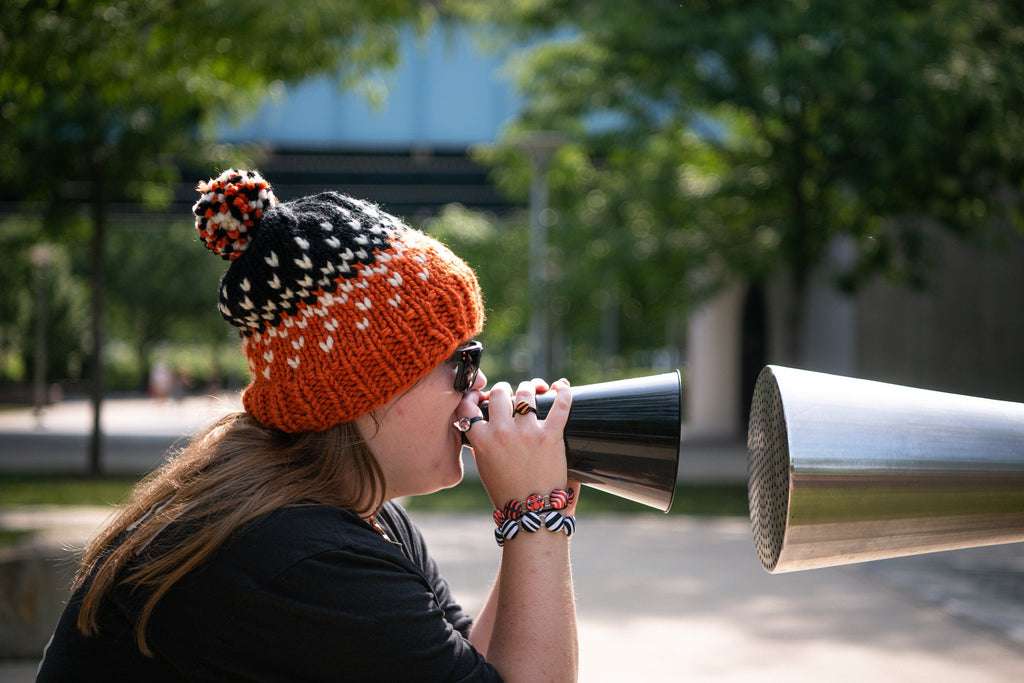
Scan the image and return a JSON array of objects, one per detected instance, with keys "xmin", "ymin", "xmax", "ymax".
[{"xmin": 355, "ymin": 347, "xmax": 486, "ymax": 501}]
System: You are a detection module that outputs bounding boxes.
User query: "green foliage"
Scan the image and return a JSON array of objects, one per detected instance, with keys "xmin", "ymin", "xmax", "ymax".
[
  {"xmin": 424, "ymin": 204, "xmax": 531, "ymax": 381},
  {"xmin": 0, "ymin": 473, "xmax": 138, "ymax": 506},
  {"xmin": 0, "ymin": 0, "xmax": 431, "ymax": 200},
  {"xmin": 104, "ymin": 340, "xmax": 249, "ymax": 392},
  {"xmin": 424, "ymin": 200, "xmax": 681, "ymax": 383},
  {"xmin": 0, "ymin": 217, "xmax": 90, "ymax": 383},
  {"xmin": 0, "ymin": 0, "xmax": 435, "ymax": 409},
  {"xmin": 459, "ymin": 0, "xmax": 1024, "ymax": 362},
  {"xmin": 103, "ymin": 216, "xmax": 243, "ymax": 388}
]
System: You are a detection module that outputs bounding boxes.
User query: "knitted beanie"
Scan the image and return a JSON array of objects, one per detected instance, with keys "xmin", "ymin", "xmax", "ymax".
[{"xmin": 193, "ymin": 169, "xmax": 485, "ymax": 432}]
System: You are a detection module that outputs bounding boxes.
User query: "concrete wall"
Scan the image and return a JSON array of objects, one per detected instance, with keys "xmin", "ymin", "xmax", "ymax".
[
  {"xmin": 685, "ymin": 282, "xmax": 745, "ymax": 441},
  {"xmin": 0, "ymin": 541, "xmax": 75, "ymax": 659},
  {"xmin": 685, "ymin": 226, "xmax": 1024, "ymax": 438},
  {"xmin": 857, "ymin": 226, "xmax": 1024, "ymax": 403}
]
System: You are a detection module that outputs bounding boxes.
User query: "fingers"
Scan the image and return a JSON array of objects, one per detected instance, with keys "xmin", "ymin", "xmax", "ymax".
[
  {"xmin": 513, "ymin": 380, "xmax": 540, "ymax": 419},
  {"xmin": 453, "ymin": 383, "xmax": 489, "ymax": 439},
  {"xmin": 485, "ymin": 381, "xmax": 514, "ymax": 424},
  {"xmin": 467, "ymin": 377, "xmax": 573, "ymax": 507},
  {"xmin": 538, "ymin": 378, "xmax": 572, "ymax": 429}
]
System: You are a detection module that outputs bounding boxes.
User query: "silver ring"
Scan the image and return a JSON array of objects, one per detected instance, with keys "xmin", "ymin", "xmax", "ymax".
[{"xmin": 453, "ymin": 416, "xmax": 485, "ymax": 433}]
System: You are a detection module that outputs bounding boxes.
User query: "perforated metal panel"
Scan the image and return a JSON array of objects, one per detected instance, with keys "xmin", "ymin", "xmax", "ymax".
[{"xmin": 746, "ymin": 367, "xmax": 791, "ymax": 573}]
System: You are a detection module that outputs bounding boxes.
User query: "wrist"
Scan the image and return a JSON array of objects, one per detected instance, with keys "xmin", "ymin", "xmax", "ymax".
[{"xmin": 491, "ymin": 487, "xmax": 577, "ymax": 547}]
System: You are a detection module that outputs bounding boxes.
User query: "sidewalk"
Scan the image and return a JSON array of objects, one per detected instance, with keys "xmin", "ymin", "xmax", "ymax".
[{"xmin": 0, "ymin": 394, "xmax": 244, "ymax": 474}]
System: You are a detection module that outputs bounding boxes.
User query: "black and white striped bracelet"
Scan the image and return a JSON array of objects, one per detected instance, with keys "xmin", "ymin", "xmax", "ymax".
[{"xmin": 493, "ymin": 511, "xmax": 576, "ymax": 547}]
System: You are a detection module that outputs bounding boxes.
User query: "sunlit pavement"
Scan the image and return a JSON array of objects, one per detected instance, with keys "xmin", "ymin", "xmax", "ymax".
[
  {"xmin": 2, "ymin": 398, "xmax": 1023, "ymax": 681},
  {"xmin": 0, "ymin": 394, "xmax": 244, "ymax": 474}
]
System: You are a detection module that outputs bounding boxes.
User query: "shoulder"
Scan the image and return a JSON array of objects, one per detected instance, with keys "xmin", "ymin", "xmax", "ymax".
[
  {"xmin": 218, "ymin": 504, "xmax": 401, "ymax": 585},
  {"xmin": 145, "ymin": 505, "xmax": 498, "ymax": 680}
]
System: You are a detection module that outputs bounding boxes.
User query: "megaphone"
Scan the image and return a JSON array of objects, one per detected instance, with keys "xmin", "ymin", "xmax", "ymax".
[
  {"xmin": 469, "ymin": 372, "xmax": 682, "ymax": 512},
  {"xmin": 747, "ymin": 365, "xmax": 1024, "ymax": 573}
]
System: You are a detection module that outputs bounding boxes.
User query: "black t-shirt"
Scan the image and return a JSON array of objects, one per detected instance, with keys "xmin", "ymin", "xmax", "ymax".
[{"xmin": 37, "ymin": 502, "xmax": 501, "ymax": 682}]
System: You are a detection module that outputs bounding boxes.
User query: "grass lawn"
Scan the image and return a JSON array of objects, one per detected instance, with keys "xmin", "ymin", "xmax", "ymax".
[
  {"xmin": 0, "ymin": 473, "xmax": 749, "ymax": 516},
  {"xmin": 0, "ymin": 474, "xmax": 141, "ymax": 507}
]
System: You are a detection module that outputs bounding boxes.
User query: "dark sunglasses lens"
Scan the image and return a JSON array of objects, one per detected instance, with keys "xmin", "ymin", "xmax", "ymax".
[{"xmin": 454, "ymin": 344, "xmax": 482, "ymax": 393}]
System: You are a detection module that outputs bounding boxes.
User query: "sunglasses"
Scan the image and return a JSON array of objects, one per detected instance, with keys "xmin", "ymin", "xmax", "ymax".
[{"xmin": 450, "ymin": 341, "xmax": 483, "ymax": 393}]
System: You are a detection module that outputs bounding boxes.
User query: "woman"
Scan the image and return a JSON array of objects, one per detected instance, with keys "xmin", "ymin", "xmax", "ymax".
[{"xmin": 37, "ymin": 170, "xmax": 578, "ymax": 681}]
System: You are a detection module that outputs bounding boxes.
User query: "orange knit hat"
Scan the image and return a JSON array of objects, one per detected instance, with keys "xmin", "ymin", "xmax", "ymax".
[{"xmin": 194, "ymin": 169, "xmax": 485, "ymax": 432}]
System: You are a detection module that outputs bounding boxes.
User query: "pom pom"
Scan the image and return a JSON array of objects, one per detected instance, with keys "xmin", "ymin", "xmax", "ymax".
[
  {"xmin": 194, "ymin": 169, "xmax": 277, "ymax": 261},
  {"xmin": 525, "ymin": 493, "xmax": 544, "ymax": 512}
]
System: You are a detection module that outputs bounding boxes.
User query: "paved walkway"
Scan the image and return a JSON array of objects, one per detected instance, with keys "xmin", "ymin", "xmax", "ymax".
[{"xmin": 2, "ymin": 396, "xmax": 1024, "ymax": 680}]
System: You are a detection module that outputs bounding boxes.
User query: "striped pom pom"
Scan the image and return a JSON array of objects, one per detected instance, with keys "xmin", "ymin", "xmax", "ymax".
[
  {"xmin": 193, "ymin": 169, "xmax": 277, "ymax": 261},
  {"xmin": 494, "ymin": 526, "xmax": 506, "ymax": 547},
  {"xmin": 566, "ymin": 487, "xmax": 577, "ymax": 505},
  {"xmin": 493, "ymin": 508, "xmax": 507, "ymax": 526},
  {"xmin": 520, "ymin": 511, "xmax": 543, "ymax": 532}
]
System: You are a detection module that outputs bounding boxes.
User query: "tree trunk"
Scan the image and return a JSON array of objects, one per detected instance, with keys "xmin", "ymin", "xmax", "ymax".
[{"xmin": 88, "ymin": 169, "xmax": 107, "ymax": 476}]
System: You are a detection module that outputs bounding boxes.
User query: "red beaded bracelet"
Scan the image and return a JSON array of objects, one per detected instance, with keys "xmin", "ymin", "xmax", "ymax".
[{"xmin": 493, "ymin": 487, "xmax": 576, "ymax": 525}]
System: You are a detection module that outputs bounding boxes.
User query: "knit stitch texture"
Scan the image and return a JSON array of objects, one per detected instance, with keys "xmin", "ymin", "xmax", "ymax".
[{"xmin": 194, "ymin": 169, "xmax": 484, "ymax": 432}]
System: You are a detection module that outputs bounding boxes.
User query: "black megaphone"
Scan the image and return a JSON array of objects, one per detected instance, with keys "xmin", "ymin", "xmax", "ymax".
[{"xmin": 470, "ymin": 372, "xmax": 682, "ymax": 512}]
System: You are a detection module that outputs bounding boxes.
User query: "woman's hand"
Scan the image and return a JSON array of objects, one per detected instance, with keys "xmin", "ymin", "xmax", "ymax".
[
  {"xmin": 459, "ymin": 377, "xmax": 580, "ymax": 682},
  {"xmin": 460, "ymin": 378, "xmax": 572, "ymax": 510}
]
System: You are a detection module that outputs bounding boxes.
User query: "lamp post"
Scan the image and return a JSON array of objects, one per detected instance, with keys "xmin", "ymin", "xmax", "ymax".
[
  {"xmin": 29, "ymin": 244, "xmax": 53, "ymax": 423},
  {"xmin": 514, "ymin": 131, "xmax": 565, "ymax": 379}
]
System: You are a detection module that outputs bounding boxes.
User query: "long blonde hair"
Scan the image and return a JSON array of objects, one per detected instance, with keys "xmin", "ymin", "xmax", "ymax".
[{"xmin": 74, "ymin": 411, "xmax": 385, "ymax": 655}]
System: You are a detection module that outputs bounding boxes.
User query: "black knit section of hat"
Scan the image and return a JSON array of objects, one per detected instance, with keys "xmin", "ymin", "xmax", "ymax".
[{"xmin": 217, "ymin": 192, "xmax": 405, "ymax": 334}]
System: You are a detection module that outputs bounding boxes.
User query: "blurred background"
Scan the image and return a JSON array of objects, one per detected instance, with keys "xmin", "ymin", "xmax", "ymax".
[
  {"xmin": 3, "ymin": 2, "xmax": 1024, "ymax": 678},
  {"xmin": 3, "ymin": 1, "xmax": 1024, "ymax": 463}
]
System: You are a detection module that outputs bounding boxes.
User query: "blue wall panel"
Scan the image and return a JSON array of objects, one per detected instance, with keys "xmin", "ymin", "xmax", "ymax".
[{"xmin": 221, "ymin": 26, "xmax": 521, "ymax": 148}]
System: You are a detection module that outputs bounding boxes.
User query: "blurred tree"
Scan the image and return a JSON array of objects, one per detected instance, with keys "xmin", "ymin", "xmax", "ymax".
[
  {"xmin": 471, "ymin": 139, "xmax": 699, "ymax": 380},
  {"xmin": 461, "ymin": 0, "xmax": 1024, "ymax": 363},
  {"xmin": 0, "ymin": 0, "xmax": 433, "ymax": 473},
  {"xmin": 104, "ymin": 218, "xmax": 237, "ymax": 392},
  {"xmin": 0, "ymin": 218, "xmax": 90, "ymax": 386},
  {"xmin": 426, "ymin": 204, "xmax": 539, "ymax": 382}
]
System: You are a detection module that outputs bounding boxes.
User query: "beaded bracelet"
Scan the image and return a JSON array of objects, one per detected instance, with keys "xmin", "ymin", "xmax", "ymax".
[
  {"xmin": 492, "ymin": 487, "xmax": 577, "ymax": 546},
  {"xmin": 493, "ymin": 488, "xmax": 576, "ymax": 526},
  {"xmin": 493, "ymin": 511, "xmax": 576, "ymax": 547}
]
